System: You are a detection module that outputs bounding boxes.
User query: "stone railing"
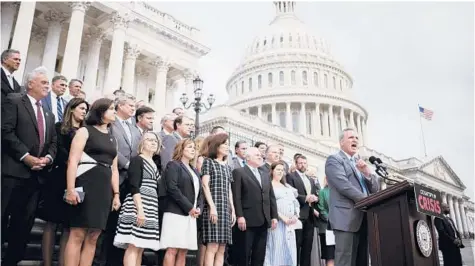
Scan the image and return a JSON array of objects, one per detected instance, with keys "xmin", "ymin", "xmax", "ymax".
[{"xmin": 136, "ymin": 2, "xmax": 200, "ymax": 39}]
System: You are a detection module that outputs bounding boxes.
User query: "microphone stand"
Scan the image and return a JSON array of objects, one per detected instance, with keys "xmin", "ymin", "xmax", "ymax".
[{"xmin": 374, "ymin": 166, "xmax": 400, "ymax": 185}]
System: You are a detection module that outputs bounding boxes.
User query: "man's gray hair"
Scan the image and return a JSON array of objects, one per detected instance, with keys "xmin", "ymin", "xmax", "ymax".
[
  {"xmin": 69, "ymin": 78, "xmax": 83, "ymax": 86},
  {"xmin": 1, "ymin": 49, "xmax": 20, "ymax": 63},
  {"xmin": 339, "ymin": 128, "xmax": 356, "ymax": 141},
  {"xmin": 24, "ymin": 66, "xmax": 49, "ymax": 87},
  {"xmin": 115, "ymin": 93, "xmax": 136, "ymax": 107},
  {"xmin": 161, "ymin": 113, "xmax": 177, "ymax": 125},
  {"xmin": 52, "ymin": 75, "xmax": 68, "ymax": 84}
]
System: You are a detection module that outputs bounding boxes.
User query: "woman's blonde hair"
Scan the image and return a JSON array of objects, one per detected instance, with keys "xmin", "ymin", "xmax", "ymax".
[
  {"xmin": 172, "ymin": 138, "xmax": 196, "ymax": 165},
  {"xmin": 199, "ymin": 135, "xmax": 213, "ymax": 157},
  {"xmin": 137, "ymin": 132, "xmax": 162, "ymax": 155}
]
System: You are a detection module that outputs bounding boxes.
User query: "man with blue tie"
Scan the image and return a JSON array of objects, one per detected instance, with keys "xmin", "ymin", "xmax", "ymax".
[
  {"xmin": 231, "ymin": 140, "xmax": 248, "ymax": 170},
  {"xmin": 325, "ymin": 128, "xmax": 380, "ymax": 266},
  {"xmin": 41, "ymin": 75, "xmax": 68, "ymax": 122}
]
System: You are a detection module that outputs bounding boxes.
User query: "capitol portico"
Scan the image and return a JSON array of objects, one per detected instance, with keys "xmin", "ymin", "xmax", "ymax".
[{"xmin": 2, "ymin": 1, "xmax": 209, "ymax": 117}]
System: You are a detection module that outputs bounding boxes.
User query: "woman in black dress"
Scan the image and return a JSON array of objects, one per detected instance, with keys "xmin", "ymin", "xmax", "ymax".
[
  {"xmin": 38, "ymin": 98, "xmax": 89, "ymax": 266},
  {"xmin": 64, "ymin": 98, "xmax": 121, "ymax": 266}
]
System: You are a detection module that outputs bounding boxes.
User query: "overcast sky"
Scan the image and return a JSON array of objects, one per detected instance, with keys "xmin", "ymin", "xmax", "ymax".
[{"xmin": 155, "ymin": 1, "xmax": 474, "ymax": 197}]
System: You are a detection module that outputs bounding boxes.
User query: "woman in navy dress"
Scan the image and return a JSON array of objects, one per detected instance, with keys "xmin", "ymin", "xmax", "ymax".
[
  {"xmin": 38, "ymin": 98, "xmax": 89, "ymax": 266},
  {"xmin": 64, "ymin": 98, "xmax": 121, "ymax": 266}
]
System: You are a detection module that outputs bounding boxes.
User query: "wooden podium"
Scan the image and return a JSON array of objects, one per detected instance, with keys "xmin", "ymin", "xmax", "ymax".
[{"xmin": 354, "ymin": 180, "xmax": 440, "ymax": 266}]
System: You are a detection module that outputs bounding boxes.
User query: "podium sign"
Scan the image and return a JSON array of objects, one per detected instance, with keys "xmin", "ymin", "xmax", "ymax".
[{"xmin": 414, "ymin": 183, "xmax": 443, "ymax": 218}]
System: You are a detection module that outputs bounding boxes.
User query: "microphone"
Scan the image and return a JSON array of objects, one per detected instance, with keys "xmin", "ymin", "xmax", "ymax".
[{"xmin": 368, "ymin": 156, "xmax": 399, "ymax": 184}]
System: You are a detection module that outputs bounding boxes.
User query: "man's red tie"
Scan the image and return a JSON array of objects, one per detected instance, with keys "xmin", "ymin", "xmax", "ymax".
[{"xmin": 35, "ymin": 101, "xmax": 45, "ymax": 152}]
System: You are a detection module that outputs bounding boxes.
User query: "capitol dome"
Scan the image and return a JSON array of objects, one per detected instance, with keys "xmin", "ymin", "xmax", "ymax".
[{"xmin": 225, "ymin": 1, "xmax": 369, "ymax": 145}]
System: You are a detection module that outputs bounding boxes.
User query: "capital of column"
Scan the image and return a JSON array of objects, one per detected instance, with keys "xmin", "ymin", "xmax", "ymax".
[
  {"xmin": 125, "ymin": 44, "xmax": 140, "ymax": 60},
  {"xmin": 3, "ymin": 2, "xmax": 20, "ymax": 9},
  {"xmin": 110, "ymin": 11, "xmax": 131, "ymax": 31},
  {"xmin": 136, "ymin": 66, "xmax": 150, "ymax": 78},
  {"xmin": 31, "ymin": 23, "xmax": 47, "ymax": 42},
  {"xmin": 44, "ymin": 9, "xmax": 68, "ymax": 24},
  {"xmin": 69, "ymin": 2, "xmax": 91, "ymax": 13},
  {"xmin": 153, "ymin": 58, "xmax": 171, "ymax": 73},
  {"xmin": 86, "ymin": 26, "xmax": 105, "ymax": 42}
]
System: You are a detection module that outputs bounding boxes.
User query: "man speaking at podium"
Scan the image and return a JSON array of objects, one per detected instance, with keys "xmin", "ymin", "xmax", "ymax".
[{"xmin": 325, "ymin": 128, "xmax": 380, "ymax": 266}]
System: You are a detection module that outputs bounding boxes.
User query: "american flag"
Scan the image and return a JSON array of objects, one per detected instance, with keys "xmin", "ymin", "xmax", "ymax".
[{"xmin": 419, "ymin": 106, "xmax": 434, "ymax": 121}]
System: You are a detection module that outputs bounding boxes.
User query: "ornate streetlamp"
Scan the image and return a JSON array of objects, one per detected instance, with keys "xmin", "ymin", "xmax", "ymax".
[{"xmin": 180, "ymin": 76, "xmax": 215, "ymax": 136}]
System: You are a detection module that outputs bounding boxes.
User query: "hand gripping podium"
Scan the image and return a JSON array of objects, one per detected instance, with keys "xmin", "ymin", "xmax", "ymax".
[{"xmin": 355, "ymin": 180, "xmax": 441, "ymax": 266}]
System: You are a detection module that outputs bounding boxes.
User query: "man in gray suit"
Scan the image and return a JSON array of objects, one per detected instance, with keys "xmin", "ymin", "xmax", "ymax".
[
  {"xmin": 158, "ymin": 113, "xmax": 177, "ymax": 140},
  {"xmin": 94, "ymin": 93, "xmax": 141, "ymax": 266},
  {"xmin": 159, "ymin": 115, "xmax": 193, "ymax": 173},
  {"xmin": 230, "ymin": 140, "xmax": 248, "ymax": 170},
  {"xmin": 325, "ymin": 128, "xmax": 380, "ymax": 266}
]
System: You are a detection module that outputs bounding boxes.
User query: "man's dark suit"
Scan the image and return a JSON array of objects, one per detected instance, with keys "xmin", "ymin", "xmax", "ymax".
[
  {"xmin": 1, "ymin": 94, "xmax": 57, "ymax": 266},
  {"xmin": 1, "ymin": 68, "xmax": 22, "ymax": 106},
  {"xmin": 231, "ymin": 165, "xmax": 278, "ymax": 266},
  {"xmin": 434, "ymin": 215, "xmax": 464, "ymax": 266},
  {"xmin": 286, "ymin": 171, "xmax": 319, "ymax": 266},
  {"xmin": 41, "ymin": 91, "xmax": 68, "ymax": 121}
]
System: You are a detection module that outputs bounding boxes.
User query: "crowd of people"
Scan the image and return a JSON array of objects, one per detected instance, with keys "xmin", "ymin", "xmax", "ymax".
[{"xmin": 1, "ymin": 46, "xmax": 467, "ymax": 266}]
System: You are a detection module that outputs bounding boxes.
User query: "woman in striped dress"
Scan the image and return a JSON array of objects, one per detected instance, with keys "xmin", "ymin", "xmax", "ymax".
[
  {"xmin": 265, "ymin": 161, "xmax": 300, "ymax": 266},
  {"xmin": 114, "ymin": 132, "xmax": 162, "ymax": 266}
]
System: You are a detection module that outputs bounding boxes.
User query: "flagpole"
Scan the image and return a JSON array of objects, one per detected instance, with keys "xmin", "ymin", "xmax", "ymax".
[{"xmin": 418, "ymin": 104, "xmax": 428, "ymax": 157}]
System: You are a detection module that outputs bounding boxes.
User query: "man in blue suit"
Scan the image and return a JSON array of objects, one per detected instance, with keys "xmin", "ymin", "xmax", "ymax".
[{"xmin": 41, "ymin": 75, "xmax": 68, "ymax": 123}]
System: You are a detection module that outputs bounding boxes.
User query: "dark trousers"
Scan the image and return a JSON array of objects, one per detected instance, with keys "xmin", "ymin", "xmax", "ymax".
[
  {"xmin": 295, "ymin": 218, "xmax": 314, "ymax": 266},
  {"xmin": 441, "ymin": 245, "xmax": 463, "ymax": 266},
  {"xmin": 155, "ymin": 198, "xmax": 166, "ymax": 266},
  {"xmin": 334, "ymin": 216, "xmax": 369, "ymax": 266},
  {"xmin": 1, "ymin": 175, "xmax": 41, "ymax": 266},
  {"xmin": 233, "ymin": 224, "xmax": 268, "ymax": 266},
  {"xmin": 93, "ymin": 183, "xmax": 127, "ymax": 266}
]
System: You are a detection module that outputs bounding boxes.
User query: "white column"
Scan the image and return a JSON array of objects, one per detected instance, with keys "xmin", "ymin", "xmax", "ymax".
[
  {"xmin": 349, "ymin": 110, "xmax": 355, "ymax": 129},
  {"xmin": 322, "ymin": 107, "xmax": 329, "ymax": 137},
  {"xmin": 286, "ymin": 102, "xmax": 292, "ymax": 131},
  {"xmin": 41, "ymin": 10, "xmax": 67, "ymax": 79},
  {"xmin": 1, "ymin": 2, "xmax": 19, "ymax": 51},
  {"xmin": 136, "ymin": 68, "xmax": 150, "ymax": 102},
  {"xmin": 459, "ymin": 199, "xmax": 469, "ymax": 238},
  {"xmin": 83, "ymin": 26, "xmax": 105, "ymax": 96},
  {"xmin": 121, "ymin": 43, "xmax": 140, "ymax": 94},
  {"xmin": 340, "ymin": 107, "xmax": 346, "ymax": 131},
  {"xmin": 152, "ymin": 58, "xmax": 170, "ymax": 120},
  {"xmin": 328, "ymin": 104, "xmax": 334, "ymax": 138},
  {"xmin": 165, "ymin": 81, "xmax": 176, "ymax": 112},
  {"xmin": 271, "ymin": 103, "xmax": 277, "ymax": 125},
  {"xmin": 441, "ymin": 192, "xmax": 447, "ymax": 204},
  {"xmin": 300, "ymin": 103, "xmax": 306, "ymax": 134},
  {"xmin": 363, "ymin": 119, "xmax": 368, "ymax": 145},
  {"xmin": 183, "ymin": 71, "xmax": 195, "ymax": 98},
  {"xmin": 453, "ymin": 197, "xmax": 464, "ymax": 234},
  {"xmin": 448, "ymin": 195, "xmax": 457, "ymax": 224},
  {"xmin": 314, "ymin": 103, "xmax": 321, "ymax": 137},
  {"xmin": 104, "ymin": 12, "xmax": 130, "ymax": 94},
  {"xmin": 10, "ymin": 1, "xmax": 36, "ymax": 83},
  {"xmin": 61, "ymin": 2, "xmax": 90, "ymax": 80},
  {"xmin": 356, "ymin": 113, "xmax": 362, "ymax": 135},
  {"xmin": 257, "ymin": 105, "xmax": 262, "ymax": 119}
]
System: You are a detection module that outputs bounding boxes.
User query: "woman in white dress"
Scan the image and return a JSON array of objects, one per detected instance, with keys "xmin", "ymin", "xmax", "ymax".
[{"xmin": 161, "ymin": 138, "xmax": 203, "ymax": 266}]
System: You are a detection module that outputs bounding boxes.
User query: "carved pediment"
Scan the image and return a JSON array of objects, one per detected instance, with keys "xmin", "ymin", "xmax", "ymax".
[{"xmin": 419, "ymin": 156, "xmax": 465, "ymax": 189}]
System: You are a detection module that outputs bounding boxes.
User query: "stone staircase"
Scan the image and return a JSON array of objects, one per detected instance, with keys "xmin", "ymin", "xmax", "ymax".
[
  {"xmin": 438, "ymin": 239, "xmax": 474, "ymax": 266},
  {"xmin": 3, "ymin": 218, "xmax": 198, "ymax": 266}
]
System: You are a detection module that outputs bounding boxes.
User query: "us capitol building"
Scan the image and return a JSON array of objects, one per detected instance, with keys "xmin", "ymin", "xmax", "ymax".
[{"xmin": 3, "ymin": 1, "xmax": 473, "ymax": 239}]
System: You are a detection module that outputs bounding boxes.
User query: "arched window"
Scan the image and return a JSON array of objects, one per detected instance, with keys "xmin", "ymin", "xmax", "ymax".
[
  {"xmin": 241, "ymin": 81, "xmax": 244, "ymax": 94},
  {"xmin": 235, "ymin": 84, "xmax": 238, "ymax": 96},
  {"xmin": 333, "ymin": 76, "xmax": 336, "ymax": 89},
  {"xmin": 263, "ymin": 39, "xmax": 267, "ymax": 47},
  {"xmin": 271, "ymin": 36, "xmax": 275, "ymax": 47},
  {"xmin": 320, "ymin": 112, "xmax": 324, "ymax": 135},
  {"xmin": 249, "ymin": 77, "xmax": 252, "ymax": 91},
  {"xmin": 291, "ymin": 70, "xmax": 296, "ymax": 85},
  {"xmin": 279, "ymin": 112, "xmax": 286, "ymax": 128},
  {"xmin": 306, "ymin": 112, "xmax": 312, "ymax": 135},
  {"xmin": 302, "ymin": 71, "xmax": 308, "ymax": 85},
  {"xmin": 267, "ymin": 113, "xmax": 272, "ymax": 123},
  {"xmin": 324, "ymin": 74, "xmax": 328, "ymax": 88},
  {"xmin": 340, "ymin": 79, "xmax": 343, "ymax": 90},
  {"xmin": 268, "ymin": 73, "xmax": 273, "ymax": 87},
  {"xmin": 292, "ymin": 111, "xmax": 299, "ymax": 132},
  {"xmin": 279, "ymin": 71, "xmax": 284, "ymax": 86},
  {"xmin": 256, "ymin": 41, "xmax": 259, "ymax": 51},
  {"xmin": 258, "ymin": 75, "xmax": 262, "ymax": 89},
  {"xmin": 280, "ymin": 35, "xmax": 284, "ymax": 47},
  {"xmin": 313, "ymin": 72, "xmax": 318, "ymax": 86}
]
